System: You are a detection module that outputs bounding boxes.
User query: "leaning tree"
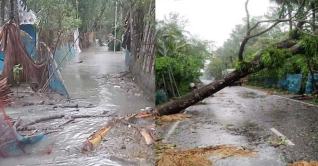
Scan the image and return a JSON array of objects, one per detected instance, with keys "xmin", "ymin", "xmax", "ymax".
[{"xmin": 157, "ymin": 0, "xmax": 318, "ymax": 116}]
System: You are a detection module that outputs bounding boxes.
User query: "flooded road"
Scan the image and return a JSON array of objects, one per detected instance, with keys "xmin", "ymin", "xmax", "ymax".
[
  {"xmin": 157, "ymin": 85, "xmax": 318, "ymax": 165},
  {"xmin": 1, "ymin": 47, "xmax": 154, "ymax": 166},
  {"xmin": 61, "ymin": 46, "xmax": 153, "ymax": 115}
]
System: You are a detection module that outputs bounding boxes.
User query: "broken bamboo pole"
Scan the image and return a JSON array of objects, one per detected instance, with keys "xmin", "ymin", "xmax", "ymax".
[{"xmin": 81, "ymin": 119, "xmax": 118, "ymax": 151}]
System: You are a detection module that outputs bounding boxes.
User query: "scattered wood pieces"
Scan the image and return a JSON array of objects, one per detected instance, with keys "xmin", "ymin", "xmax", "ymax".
[
  {"xmin": 140, "ymin": 128, "xmax": 155, "ymax": 145},
  {"xmin": 18, "ymin": 114, "xmax": 113, "ymax": 130},
  {"xmin": 119, "ymin": 119, "xmax": 155, "ymax": 146},
  {"xmin": 43, "ymin": 130, "xmax": 60, "ymax": 135},
  {"xmin": 13, "ymin": 117, "xmax": 21, "ymax": 128},
  {"xmin": 58, "ymin": 119, "xmax": 75, "ymax": 127},
  {"xmin": 20, "ymin": 115, "xmax": 65, "ymax": 128}
]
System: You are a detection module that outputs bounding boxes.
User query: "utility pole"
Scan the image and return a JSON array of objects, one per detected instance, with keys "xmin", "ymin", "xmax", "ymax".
[{"xmin": 114, "ymin": 0, "xmax": 117, "ymax": 52}]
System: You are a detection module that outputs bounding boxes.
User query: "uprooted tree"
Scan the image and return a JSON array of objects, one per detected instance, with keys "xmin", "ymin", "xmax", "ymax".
[{"xmin": 156, "ymin": 0, "xmax": 318, "ymax": 116}]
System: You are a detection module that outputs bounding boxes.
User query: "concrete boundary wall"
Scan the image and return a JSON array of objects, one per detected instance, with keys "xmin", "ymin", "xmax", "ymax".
[{"xmin": 129, "ymin": 56, "xmax": 155, "ymax": 103}]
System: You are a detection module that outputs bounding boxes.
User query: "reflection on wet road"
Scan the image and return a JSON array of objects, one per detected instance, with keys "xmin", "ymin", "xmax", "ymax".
[
  {"xmin": 161, "ymin": 85, "xmax": 318, "ymax": 165},
  {"xmin": 61, "ymin": 47, "xmax": 152, "ymax": 115}
]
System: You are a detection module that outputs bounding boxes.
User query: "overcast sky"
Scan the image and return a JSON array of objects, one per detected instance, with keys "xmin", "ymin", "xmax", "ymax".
[{"xmin": 156, "ymin": 0, "xmax": 275, "ymax": 47}]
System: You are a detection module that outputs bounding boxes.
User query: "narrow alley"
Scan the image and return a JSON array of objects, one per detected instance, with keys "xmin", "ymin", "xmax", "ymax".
[{"xmin": 1, "ymin": 47, "xmax": 155, "ymax": 166}]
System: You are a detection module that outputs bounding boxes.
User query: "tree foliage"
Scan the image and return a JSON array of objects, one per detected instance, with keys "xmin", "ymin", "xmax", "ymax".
[
  {"xmin": 156, "ymin": 13, "xmax": 212, "ymax": 96},
  {"xmin": 206, "ymin": 0, "xmax": 318, "ymax": 93}
]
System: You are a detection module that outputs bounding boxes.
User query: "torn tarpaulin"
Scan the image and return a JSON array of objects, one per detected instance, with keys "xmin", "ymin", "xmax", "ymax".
[{"xmin": 0, "ymin": 100, "xmax": 44, "ymax": 158}]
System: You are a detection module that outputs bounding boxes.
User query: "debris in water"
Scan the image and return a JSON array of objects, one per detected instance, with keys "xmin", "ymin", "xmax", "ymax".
[
  {"xmin": 156, "ymin": 114, "xmax": 187, "ymax": 125},
  {"xmin": 44, "ymin": 145, "xmax": 53, "ymax": 155}
]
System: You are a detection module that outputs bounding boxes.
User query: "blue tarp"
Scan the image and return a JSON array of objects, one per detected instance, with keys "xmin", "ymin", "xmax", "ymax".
[
  {"xmin": 49, "ymin": 59, "xmax": 69, "ymax": 97},
  {"xmin": 48, "ymin": 45, "xmax": 74, "ymax": 97},
  {"xmin": 0, "ymin": 116, "xmax": 44, "ymax": 158},
  {"xmin": 305, "ymin": 73, "xmax": 318, "ymax": 94},
  {"xmin": 2, "ymin": 132, "xmax": 44, "ymax": 157},
  {"xmin": 285, "ymin": 74, "xmax": 303, "ymax": 93},
  {"xmin": 20, "ymin": 24, "xmax": 36, "ymax": 58}
]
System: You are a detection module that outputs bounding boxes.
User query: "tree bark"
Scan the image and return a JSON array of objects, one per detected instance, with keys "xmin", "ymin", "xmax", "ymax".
[{"xmin": 156, "ymin": 40, "xmax": 302, "ymax": 116}]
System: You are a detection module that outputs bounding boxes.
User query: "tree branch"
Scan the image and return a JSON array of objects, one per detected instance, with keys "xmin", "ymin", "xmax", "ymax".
[
  {"xmin": 248, "ymin": 21, "xmax": 283, "ymax": 39},
  {"xmin": 293, "ymin": 0, "xmax": 307, "ymax": 18},
  {"xmin": 245, "ymin": 0, "xmax": 250, "ymax": 35},
  {"xmin": 293, "ymin": 21, "xmax": 318, "ymax": 37},
  {"xmin": 248, "ymin": 19, "xmax": 290, "ymax": 34},
  {"xmin": 278, "ymin": 1, "xmax": 286, "ymax": 19}
]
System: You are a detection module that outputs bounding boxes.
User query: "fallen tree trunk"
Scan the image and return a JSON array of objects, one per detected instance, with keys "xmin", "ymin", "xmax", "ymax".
[{"xmin": 156, "ymin": 40, "xmax": 303, "ymax": 116}]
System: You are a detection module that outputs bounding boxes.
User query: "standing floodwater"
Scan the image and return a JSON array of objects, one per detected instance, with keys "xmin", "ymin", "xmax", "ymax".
[
  {"xmin": 61, "ymin": 46, "xmax": 152, "ymax": 114},
  {"xmin": 1, "ymin": 47, "xmax": 154, "ymax": 166}
]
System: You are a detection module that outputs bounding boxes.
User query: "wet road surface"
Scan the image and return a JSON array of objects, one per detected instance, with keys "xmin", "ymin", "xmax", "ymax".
[
  {"xmin": 1, "ymin": 47, "xmax": 154, "ymax": 166},
  {"xmin": 157, "ymin": 85, "xmax": 318, "ymax": 165},
  {"xmin": 61, "ymin": 46, "xmax": 152, "ymax": 114}
]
